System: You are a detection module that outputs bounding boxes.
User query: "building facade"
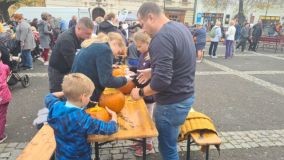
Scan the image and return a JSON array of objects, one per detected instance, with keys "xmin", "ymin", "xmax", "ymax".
[
  {"xmin": 45, "ymin": 0, "xmax": 196, "ymax": 24},
  {"xmin": 194, "ymin": 0, "xmax": 284, "ymax": 28}
]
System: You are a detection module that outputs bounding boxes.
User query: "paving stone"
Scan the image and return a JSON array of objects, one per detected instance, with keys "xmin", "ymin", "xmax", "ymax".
[
  {"xmin": 113, "ymin": 154, "xmax": 123, "ymax": 160},
  {"xmin": 247, "ymin": 134, "xmax": 258, "ymax": 139},
  {"xmin": 120, "ymin": 148, "xmax": 128, "ymax": 153},
  {"xmin": 240, "ymin": 143, "xmax": 251, "ymax": 149},
  {"xmin": 123, "ymin": 153, "xmax": 135, "ymax": 159},
  {"xmin": 0, "ymin": 152, "xmax": 11, "ymax": 158},
  {"xmin": 16, "ymin": 143, "xmax": 26, "ymax": 149},
  {"xmin": 249, "ymin": 142, "xmax": 259, "ymax": 148},
  {"xmin": 274, "ymin": 142, "xmax": 284, "ymax": 146},
  {"xmin": 99, "ymin": 154, "xmax": 112, "ymax": 159},
  {"xmin": 271, "ymin": 134, "xmax": 281, "ymax": 138},
  {"xmin": 236, "ymin": 139, "xmax": 245, "ymax": 143},
  {"xmin": 100, "ymin": 149, "xmax": 110, "ymax": 155},
  {"xmin": 8, "ymin": 150, "xmax": 22, "ymax": 160},
  {"xmin": 234, "ymin": 145, "xmax": 242, "ymax": 149},
  {"xmin": 0, "ymin": 144, "xmax": 7, "ymax": 148},
  {"xmin": 3, "ymin": 148, "xmax": 14, "ymax": 152},
  {"xmin": 223, "ymin": 143, "xmax": 235, "ymax": 149},
  {"xmin": 6, "ymin": 143, "xmax": 18, "ymax": 148},
  {"xmin": 181, "ymin": 146, "xmax": 187, "ymax": 152},
  {"xmin": 110, "ymin": 149, "xmax": 120, "ymax": 154}
]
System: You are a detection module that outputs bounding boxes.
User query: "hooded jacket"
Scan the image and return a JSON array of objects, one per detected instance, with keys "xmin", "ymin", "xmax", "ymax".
[{"xmin": 45, "ymin": 93, "xmax": 117, "ymax": 160}]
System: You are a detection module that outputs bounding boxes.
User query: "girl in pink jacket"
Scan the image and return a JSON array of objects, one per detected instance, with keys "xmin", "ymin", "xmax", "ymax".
[{"xmin": 0, "ymin": 51, "xmax": 12, "ymax": 143}]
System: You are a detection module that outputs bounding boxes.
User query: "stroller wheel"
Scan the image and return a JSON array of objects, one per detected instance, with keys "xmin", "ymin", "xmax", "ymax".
[{"xmin": 21, "ymin": 75, "xmax": 30, "ymax": 87}]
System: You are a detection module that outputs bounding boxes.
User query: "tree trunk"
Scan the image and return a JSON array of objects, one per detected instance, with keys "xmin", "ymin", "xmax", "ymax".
[{"xmin": 236, "ymin": 0, "xmax": 246, "ymax": 25}]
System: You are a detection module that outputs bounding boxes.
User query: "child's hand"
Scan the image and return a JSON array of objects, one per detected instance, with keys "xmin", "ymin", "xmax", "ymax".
[
  {"xmin": 52, "ymin": 91, "xmax": 64, "ymax": 98},
  {"xmin": 105, "ymin": 107, "xmax": 117, "ymax": 123}
]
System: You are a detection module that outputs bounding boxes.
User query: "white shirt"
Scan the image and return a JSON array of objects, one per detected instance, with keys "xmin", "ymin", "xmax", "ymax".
[{"xmin": 226, "ymin": 25, "xmax": 236, "ymax": 41}]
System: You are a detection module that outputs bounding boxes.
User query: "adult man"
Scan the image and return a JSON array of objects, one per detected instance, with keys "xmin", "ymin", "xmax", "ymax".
[
  {"xmin": 249, "ymin": 21, "xmax": 262, "ymax": 52},
  {"xmin": 130, "ymin": 2, "xmax": 196, "ymax": 160},
  {"xmin": 48, "ymin": 17, "xmax": 94, "ymax": 93},
  {"xmin": 208, "ymin": 21, "xmax": 222, "ymax": 58},
  {"xmin": 68, "ymin": 15, "xmax": 77, "ymax": 29},
  {"xmin": 236, "ymin": 23, "xmax": 250, "ymax": 52}
]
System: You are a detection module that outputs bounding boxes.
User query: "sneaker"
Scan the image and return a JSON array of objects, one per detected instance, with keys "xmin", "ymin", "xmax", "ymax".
[
  {"xmin": 135, "ymin": 144, "xmax": 155, "ymax": 157},
  {"xmin": 38, "ymin": 57, "xmax": 44, "ymax": 63},
  {"xmin": 196, "ymin": 59, "xmax": 202, "ymax": 63},
  {"xmin": 44, "ymin": 61, "xmax": 49, "ymax": 66},
  {"xmin": 212, "ymin": 55, "xmax": 218, "ymax": 58},
  {"xmin": 0, "ymin": 134, "xmax": 8, "ymax": 143}
]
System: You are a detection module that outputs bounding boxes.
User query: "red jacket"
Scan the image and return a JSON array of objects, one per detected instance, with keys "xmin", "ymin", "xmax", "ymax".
[{"xmin": 0, "ymin": 61, "xmax": 12, "ymax": 105}]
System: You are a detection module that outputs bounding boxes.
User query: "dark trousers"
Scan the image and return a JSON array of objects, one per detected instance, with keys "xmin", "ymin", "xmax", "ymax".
[
  {"xmin": 209, "ymin": 42, "xmax": 218, "ymax": 56},
  {"xmin": 48, "ymin": 66, "xmax": 65, "ymax": 93},
  {"xmin": 249, "ymin": 37, "xmax": 260, "ymax": 51},
  {"xmin": 236, "ymin": 38, "xmax": 247, "ymax": 52}
]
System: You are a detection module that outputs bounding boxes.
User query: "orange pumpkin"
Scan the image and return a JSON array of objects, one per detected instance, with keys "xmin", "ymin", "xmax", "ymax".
[
  {"xmin": 99, "ymin": 88, "xmax": 125, "ymax": 113},
  {"xmin": 85, "ymin": 105, "xmax": 111, "ymax": 122},
  {"xmin": 112, "ymin": 65, "xmax": 129, "ymax": 76},
  {"xmin": 118, "ymin": 80, "xmax": 136, "ymax": 94}
]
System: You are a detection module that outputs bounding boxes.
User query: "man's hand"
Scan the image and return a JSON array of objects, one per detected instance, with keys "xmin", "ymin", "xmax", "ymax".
[
  {"xmin": 105, "ymin": 107, "xmax": 117, "ymax": 122},
  {"xmin": 130, "ymin": 87, "xmax": 142, "ymax": 101},
  {"xmin": 137, "ymin": 68, "xmax": 152, "ymax": 84}
]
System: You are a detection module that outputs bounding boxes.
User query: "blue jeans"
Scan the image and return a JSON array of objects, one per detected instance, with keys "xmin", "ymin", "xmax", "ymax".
[
  {"xmin": 154, "ymin": 96, "xmax": 195, "ymax": 160},
  {"xmin": 21, "ymin": 49, "xmax": 33, "ymax": 68}
]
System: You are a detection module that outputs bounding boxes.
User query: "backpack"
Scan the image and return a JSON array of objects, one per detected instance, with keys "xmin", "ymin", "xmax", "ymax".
[{"xmin": 209, "ymin": 26, "xmax": 217, "ymax": 38}]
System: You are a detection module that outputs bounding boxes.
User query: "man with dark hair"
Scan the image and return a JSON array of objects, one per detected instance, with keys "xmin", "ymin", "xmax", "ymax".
[
  {"xmin": 48, "ymin": 17, "xmax": 94, "ymax": 93},
  {"xmin": 130, "ymin": 2, "xmax": 196, "ymax": 159}
]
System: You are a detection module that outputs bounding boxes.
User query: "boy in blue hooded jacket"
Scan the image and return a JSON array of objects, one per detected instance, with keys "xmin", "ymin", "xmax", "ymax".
[{"xmin": 45, "ymin": 73, "xmax": 118, "ymax": 160}]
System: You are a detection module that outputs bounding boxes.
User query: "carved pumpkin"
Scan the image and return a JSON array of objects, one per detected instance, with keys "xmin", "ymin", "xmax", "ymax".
[
  {"xmin": 99, "ymin": 88, "xmax": 125, "ymax": 113},
  {"xmin": 118, "ymin": 80, "xmax": 136, "ymax": 94},
  {"xmin": 85, "ymin": 105, "xmax": 111, "ymax": 122}
]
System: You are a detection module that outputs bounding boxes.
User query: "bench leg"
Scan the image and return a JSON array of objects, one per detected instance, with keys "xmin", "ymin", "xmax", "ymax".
[
  {"xmin": 205, "ymin": 146, "xmax": 209, "ymax": 160},
  {"xmin": 142, "ymin": 138, "xmax": 147, "ymax": 160},
  {"xmin": 186, "ymin": 135, "xmax": 191, "ymax": 160},
  {"xmin": 95, "ymin": 142, "xmax": 100, "ymax": 160}
]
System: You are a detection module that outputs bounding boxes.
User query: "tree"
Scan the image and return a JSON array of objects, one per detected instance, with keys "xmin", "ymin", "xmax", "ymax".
[
  {"xmin": 236, "ymin": 0, "xmax": 246, "ymax": 25},
  {"xmin": 0, "ymin": 0, "xmax": 19, "ymax": 22}
]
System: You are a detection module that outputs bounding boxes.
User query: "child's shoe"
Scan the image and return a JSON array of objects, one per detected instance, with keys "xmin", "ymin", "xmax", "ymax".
[{"xmin": 134, "ymin": 143, "xmax": 155, "ymax": 157}]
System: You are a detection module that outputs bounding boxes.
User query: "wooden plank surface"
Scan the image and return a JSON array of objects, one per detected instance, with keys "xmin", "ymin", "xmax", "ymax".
[
  {"xmin": 88, "ymin": 96, "xmax": 158, "ymax": 142},
  {"xmin": 17, "ymin": 125, "xmax": 56, "ymax": 160},
  {"xmin": 191, "ymin": 131, "xmax": 221, "ymax": 146}
]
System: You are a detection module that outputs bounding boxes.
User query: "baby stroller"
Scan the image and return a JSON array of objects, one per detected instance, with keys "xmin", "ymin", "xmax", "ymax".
[{"xmin": 0, "ymin": 39, "xmax": 30, "ymax": 88}]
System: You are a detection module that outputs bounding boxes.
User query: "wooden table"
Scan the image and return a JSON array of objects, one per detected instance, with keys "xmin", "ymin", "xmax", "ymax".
[{"xmin": 88, "ymin": 96, "xmax": 158, "ymax": 160}]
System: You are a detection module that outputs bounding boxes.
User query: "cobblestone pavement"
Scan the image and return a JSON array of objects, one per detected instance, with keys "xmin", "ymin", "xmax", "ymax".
[{"xmin": 1, "ymin": 129, "xmax": 284, "ymax": 159}]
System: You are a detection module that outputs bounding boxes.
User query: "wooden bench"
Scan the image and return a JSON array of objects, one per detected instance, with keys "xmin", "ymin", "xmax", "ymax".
[
  {"xmin": 259, "ymin": 36, "xmax": 283, "ymax": 53},
  {"xmin": 17, "ymin": 124, "xmax": 56, "ymax": 160},
  {"xmin": 186, "ymin": 131, "xmax": 221, "ymax": 160},
  {"xmin": 179, "ymin": 110, "xmax": 222, "ymax": 160}
]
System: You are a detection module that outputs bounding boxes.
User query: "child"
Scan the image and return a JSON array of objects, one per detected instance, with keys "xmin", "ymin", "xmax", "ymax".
[
  {"xmin": 0, "ymin": 51, "xmax": 12, "ymax": 143},
  {"xmin": 45, "ymin": 73, "xmax": 118, "ymax": 160},
  {"xmin": 132, "ymin": 31, "xmax": 155, "ymax": 156}
]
